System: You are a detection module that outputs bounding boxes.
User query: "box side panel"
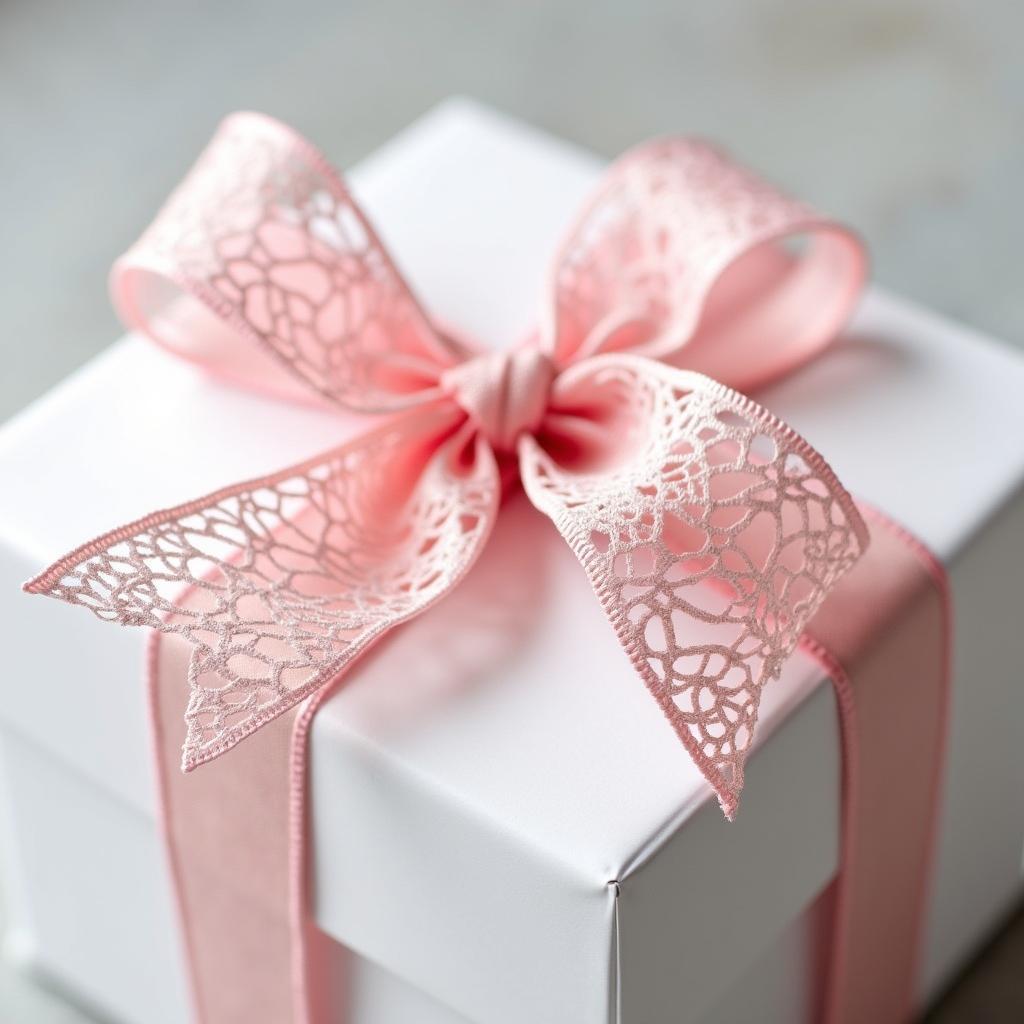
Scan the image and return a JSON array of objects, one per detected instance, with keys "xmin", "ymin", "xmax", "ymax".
[
  {"xmin": 921, "ymin": 486, "xmax": 1024, "ymax": 1002},
  {"xmin": 616, "ymin": 683, "xmax": 840, "ymax": 1022},
  {"xmin": 0, "ymin": 541, "xmax": 156, "ymax": 815},
  {"xmin": 344, "ymin": 949, "xmax": 475, "ymax": 1024},
  {"xmin": 0, "ymin": 726, "xmax": 485, "ymax": 1024},
  {"xmin": 0, "ymin": 727, "xmax": 190, "ymax": 1024},
  {"xmin": 698, "ymin": 888, "xmax": 832, "ymax": 1024},
  {"xmin": 312, "ymin": 713, "xmax": 617, "ymax": 1024}
]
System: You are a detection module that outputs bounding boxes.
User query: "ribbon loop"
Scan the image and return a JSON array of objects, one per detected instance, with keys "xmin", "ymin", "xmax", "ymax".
[
  {"xmin": 545, "ymin": 139, "xmax": 866, "ymax": 392},
  {"xmin": 111, "ymin": 112, "xmax": 467, "ymax": 411}
]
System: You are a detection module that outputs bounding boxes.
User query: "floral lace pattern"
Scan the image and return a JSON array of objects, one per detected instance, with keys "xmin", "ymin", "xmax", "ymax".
[
  {"xmin": 548, "ymin": 139, "xmax": 813, "ymax": 366},
  {"xmin": 29, "ymin": 410, "xmax": 497, "ymax": 769},
  {"xmin": 124, "ymin": 112, "xmax": 464, "ymax": 410},
  {"xmin": 521, "ymin": 355, "xmax": 866, "ymax": 815},
  {"xmin": 27, "ymin": 113, "xmax": 867, "ymax": 812}
]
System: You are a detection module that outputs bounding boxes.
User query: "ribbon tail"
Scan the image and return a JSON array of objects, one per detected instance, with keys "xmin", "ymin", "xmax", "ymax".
[
  {"xmin": 519, "ymin": 354, "xmax": 868, "ymax": 816},
  {"xmin": 803, "ymin": 508, "xmax": 951, "ymax": 1024},
  {"xmin": 26, "ymin": 404, "xmax": 499, "ymax": 771}
]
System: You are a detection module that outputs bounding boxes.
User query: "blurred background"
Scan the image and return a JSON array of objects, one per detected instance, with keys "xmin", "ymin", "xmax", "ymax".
[
  {"xmin": 1, "ymin": 0, "xmax": 1022, "ymax": 1019},
  {"xmin": 3, "ymin": 0, "xmax": 1024, "ymax": 422}
]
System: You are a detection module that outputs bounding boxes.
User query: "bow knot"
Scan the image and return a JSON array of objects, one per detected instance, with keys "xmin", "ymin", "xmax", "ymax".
[{"xmin": 443, "ymin": 347, "xmax": 554, "ymax": 452}]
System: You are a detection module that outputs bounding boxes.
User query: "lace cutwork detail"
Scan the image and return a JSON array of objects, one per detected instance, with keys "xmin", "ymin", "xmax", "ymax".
[
  {"xmin": 549, "ymin": 139, "xmax": 813, "ymax": 366},
  {"xmin": 27, "ymin": 411, "xmax": 498, "ymax": 768},
  {"xmin": 521, "ymin": 355, "xmax": 866, "ymax": 815},
  {"xmin": 130, "ymin": 112, "xmax": 463, "ymax": 410},
  {"xmin": 29, "ymin": 112, "xmax": 868, "ymax": 810}
]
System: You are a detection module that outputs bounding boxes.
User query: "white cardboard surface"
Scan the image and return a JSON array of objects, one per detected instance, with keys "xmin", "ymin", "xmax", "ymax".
[{"xmin": 1, "ymin": 99, "xmax": 1023, "ymax": 1022}]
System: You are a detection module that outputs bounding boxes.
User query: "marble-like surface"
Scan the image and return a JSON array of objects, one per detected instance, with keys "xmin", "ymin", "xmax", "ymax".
[{"xmin": 0, "ymin": 0, "xmax": 1021, "ymax": 1020}]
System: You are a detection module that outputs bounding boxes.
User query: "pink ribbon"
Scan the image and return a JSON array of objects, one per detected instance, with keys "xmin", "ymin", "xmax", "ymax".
[{"xmin": 24, "ymin": 113, "xmax": 947, "ymax": 1021}]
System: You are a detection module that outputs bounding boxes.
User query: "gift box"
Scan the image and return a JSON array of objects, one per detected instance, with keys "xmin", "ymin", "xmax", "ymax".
[{"xmin": 2, "ymin": 98, "xmax": 1024, "ymax": 1024}]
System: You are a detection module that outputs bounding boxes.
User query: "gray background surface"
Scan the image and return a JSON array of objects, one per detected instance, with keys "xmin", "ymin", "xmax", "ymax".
[{"xmin": 1, "ymin": 0, "xmax": 1021, "ymax": 1019}]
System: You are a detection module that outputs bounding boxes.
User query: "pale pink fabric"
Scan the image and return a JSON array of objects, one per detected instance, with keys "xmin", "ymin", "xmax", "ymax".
[
  {"xmin": 802, "ymin": 507, "xmax": 950, "ymax": 1024},
  {"xmin": 150, "ymin": 624, "xmax": 345, "ymax": 1023},
  {"xmin": 23, "ymin": 113, "xmax": 948, "ymax": 1023},
  {"xmin": 26, "ymin": 115, "xmax": 869, "ymax": 809}
]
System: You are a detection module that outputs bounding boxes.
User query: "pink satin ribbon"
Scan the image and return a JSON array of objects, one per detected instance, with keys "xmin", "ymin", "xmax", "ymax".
[
  {"xmin": 25, "ymin": 113, "xmax": 948, "ymax": 1022},
  {"xmin": 804, "ymin": 507, "xmax": 950, "ymax": 1023}
]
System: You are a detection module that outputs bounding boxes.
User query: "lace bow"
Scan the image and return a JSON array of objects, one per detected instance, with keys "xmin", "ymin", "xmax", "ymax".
[{"xmin": 26, "ymin": 113, "xmax": 869, "ymax": 817}]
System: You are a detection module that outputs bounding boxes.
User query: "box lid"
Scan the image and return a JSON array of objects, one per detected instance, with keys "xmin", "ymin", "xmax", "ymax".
[{"xmin": 3, "ymin": 99, "xmax": 1024, "ymax": 1022}]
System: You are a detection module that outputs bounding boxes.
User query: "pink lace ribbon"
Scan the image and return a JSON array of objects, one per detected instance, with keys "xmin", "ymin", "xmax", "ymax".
[
  {"xmin": 25, "ymin": 113, "xmax": 949, "ymax": 1023},
  {"xmin": 25, "ymin": 112, "xmax": 869, "ymax": 817}
]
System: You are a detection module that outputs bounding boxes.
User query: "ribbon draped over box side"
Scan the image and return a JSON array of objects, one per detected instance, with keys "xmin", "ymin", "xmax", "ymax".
[
  {"xmin": 803, "ymin": 508, "xmax": 951, "ymax": 1024},
  {"xmin": 24, "ymin": 112, "xmax": 948, "ymax": 1024}
]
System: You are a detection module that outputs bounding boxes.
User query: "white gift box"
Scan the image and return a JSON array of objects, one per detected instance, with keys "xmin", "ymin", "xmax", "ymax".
[{"xmin": 2, "ymin": 99, "xmax": 1024, "ymax": 1024}]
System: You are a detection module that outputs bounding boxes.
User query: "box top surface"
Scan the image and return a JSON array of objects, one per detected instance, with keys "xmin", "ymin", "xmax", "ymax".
[{"xmin": 4, "ymin": 98, "xmax": 1024, "ymax": 1022}]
